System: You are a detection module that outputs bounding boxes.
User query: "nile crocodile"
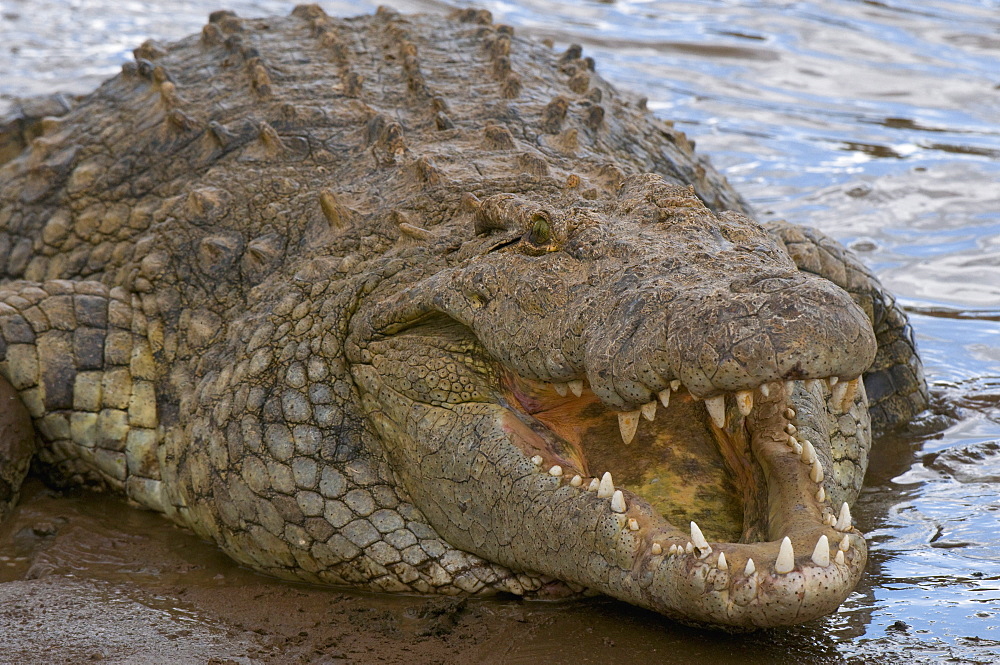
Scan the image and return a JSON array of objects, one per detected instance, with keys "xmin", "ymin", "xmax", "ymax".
[{"xmin": 0, "ymin": 5, "xmax": 927, "ymax": 629}]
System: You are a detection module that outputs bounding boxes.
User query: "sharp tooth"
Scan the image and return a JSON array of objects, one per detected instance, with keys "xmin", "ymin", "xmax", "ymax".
[
  {"xmin": 669, "ymin": 544, "xmax": 679, "ymax": 555},
  {"xmin": 657, "ymin": 388, "xmax": 671, "ymax": 408},
  {"xmin": 618, "ymin": 410, "xmax": 640, "ymax": 445},
  {"xmin": 554, "ymin": 382, "xmax": 568, "ymax": 397},
  {"xmin": 811, "ymin": 534, "xmax": 830, "ymax": 567},
  {"xmin": 597, "ymin": 472, "xmax": 614, "ymax": 498},
  {"xmin": 759, "ymin": 383, "xmax": 770, "ymax": 398},
  {"xmin": 785, "ymin": 407, "xmax": 796, "ymax": 419},
  {"xmin": 801, "ymin": 440, "xmax": 816, "ymax": 465},
  {"xmin": 831, "ymin": 380, "xmax": 849, "ymax": 409},
  {"xmin": 685, "ymin": 542, "xmax": 694, "ymax": 554},
  {"xmin": 810, "ymin": 460, "xmax": 824, "ymax": 483},
  {"xmin": 690, "ymin": 521, "xmax": 710, "ymax": 550},
  {"xmin": 805, "ymin": 378, "xmax": 821, "ymax": 391},
  {"xmin": 824, "ymin": 513, "xmax": 837, "ymax": 526},
  {"xmin": 570, "ymin": 474, "xmax": 583, "ymax": 487},
  {"xmin": 835, "ymin": 550, "xmax": 845, "ymax": 565},
  {"xmin": 842, "ymin": 377, "xmax": 860, "ymax": 409},
  {"xmin": 744, "ymin": 558, "xmax": 756, "ymax": 575},
  {"xmin": 705, "ymin": 395, "xmax": 726, "ymax": 428},
  {"xmin": 787, "ymin": 435, "xmax": 798, "ymax": 448},
  {"xmin": 775, "ymin": 536, "xmax": 795, "ymax": 574},
  {"xmin": 735, "ymin": 389, "xmax": 753, "ymax": 416},
  {"xmin": 816, "ymin": 486, "xmax": 826, "ymax": 502},
  {"xmin": 548, "ymin": 465, "xmax": 563, "ymax": 477},
  {"xmin": 835, "ymin": 502, "xmax": 852, "ymax": 531},
  {"xmin": 641, "ymin": 401, "xmax": 657, "ymax": 421},
  {"xmin": 610, "ymin": 490, "xmax": 626, "ymax": 513},
  {"xmin": 628, "ymin": 518, "xmax": 639, "ymax": 531},
  {"xmin": 568, "ymin": 379, "xmax": 584, "ymax": 397},
  {"xmin": 785, "ymin": 423, "xmax": 797, "ymax": 435},
  {"xmin": 828, "ymin": 376, "xmax": 839, "ymax": 387},
  {"xmin": 785, "ymin": 380, "xmax": 795, "ymax": 395},
  {"xmin": 651, "ymin": 543, "xmax": 662, "ymax": 555},
  {"xmin": 670, "ymin": 379, "xmax": 681, "ymax": 391},
  {"xmin": 839, "ymin": 534, "xmax": 850, "ymax": 552},
  {"xmin": 588, "ymin": 478, "xmax": 600, "ymax": 492},
  {"xmin": 717, "ymin": 551, "xmax": 728, "ymax": 571},
  {"xmin": 530, "ymin": 455, "xmax": 543, "ymax": 466}
]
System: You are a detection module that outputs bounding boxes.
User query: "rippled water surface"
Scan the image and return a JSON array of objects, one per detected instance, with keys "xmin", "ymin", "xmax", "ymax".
[{"xmin": 2, "ymin": 0, "xmax": 999, "ymax": 662}]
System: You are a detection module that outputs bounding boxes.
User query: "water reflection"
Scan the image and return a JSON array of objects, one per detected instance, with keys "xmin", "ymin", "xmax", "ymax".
[{"xmin": 2, "ymin": 0, "xmax": 1000, "ymax": 661}]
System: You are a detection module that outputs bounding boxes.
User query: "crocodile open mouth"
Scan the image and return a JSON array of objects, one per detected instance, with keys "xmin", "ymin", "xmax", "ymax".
[
  {"xmin": 495, "ymin": 369, "xmax": 869, "ymax": 627},
  {"xmin": 502, "ymin": 372, "xmax": 861, "ymax": 545}
]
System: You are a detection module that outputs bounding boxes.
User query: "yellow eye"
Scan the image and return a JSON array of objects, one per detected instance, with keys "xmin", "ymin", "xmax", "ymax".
[{"xmin": 528, "ymin": 214, "xmax": 551, "ymax": 246}]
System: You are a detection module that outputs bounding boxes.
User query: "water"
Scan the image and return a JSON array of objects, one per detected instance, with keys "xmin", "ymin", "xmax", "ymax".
[{"xmin": 2, "ymin": 0, "xmax": 999, "ymax": 662}]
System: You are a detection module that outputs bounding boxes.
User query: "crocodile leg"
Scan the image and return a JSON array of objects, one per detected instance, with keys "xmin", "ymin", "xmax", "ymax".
[
  {"xmin": 765, "ymin": 221, "xmax": 930, "ymax": 433},
  {"xmin": 0, "ymin": 279, "xmax": 168, "ymax": 512}
]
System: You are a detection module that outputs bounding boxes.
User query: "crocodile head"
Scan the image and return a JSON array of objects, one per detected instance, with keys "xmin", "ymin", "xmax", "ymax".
[{"xmin": 349, "ymin": 174, "xmax": 875, "ymax": 628}]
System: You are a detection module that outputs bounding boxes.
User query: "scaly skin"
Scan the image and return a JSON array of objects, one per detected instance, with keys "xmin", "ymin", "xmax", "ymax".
[{"xmin": 0, "ymin": 6, "xmax": 926, "ymax": 628}]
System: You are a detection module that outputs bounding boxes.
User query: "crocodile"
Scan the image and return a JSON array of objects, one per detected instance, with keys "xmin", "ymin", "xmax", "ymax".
[{"xmin": 0, "ymin": 5, "xmax": 927, "ymax": 629}]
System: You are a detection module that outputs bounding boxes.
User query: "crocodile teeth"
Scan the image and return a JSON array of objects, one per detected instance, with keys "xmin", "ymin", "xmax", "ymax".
[
  {"xmin": 705, "ymin": 395, "xmax": 726, "ymax": 428},
  {"xmin": 530, "ymin": 455, "xmax": 543, "ymax": 466},
  {"xmin": 775, "ymin": 536, "xmax": 795, "ymax": 574},
  {"xmin": 831, "ymin": 380, "xmax": 849, "ymax": 409},
  {"xmin": 640, "ymin": 401, "xmax": 657, "ymax": 421},
  {"xmin": 735, "ymin": 390, "xmax": 753, "ymax": 416},
  {"xmin": 597, "ymin": 471, "xmax": 615, "ymax": 498},
  {"xmin": 842, "ymin": 377, "xmax": 860, "ymax": 408},
  {"xmin": 568, "ymin": 379, "xmax": 584, "ymax": 397},
  {"xmin": 588, "ymin": 478, "xmax": 600, "ymax": 492},
  {"xmin": 570, "ymin": 474, "xmax": 582, "ymax": 487},
  {"xmin": 669, "ymin": 544, "xmax": 679, "ymax": 556},
  {"xmin": 816, "ymin": 486, "xmax": 826, "ymax": 502},
  {"xmin": 835, "ymin": 550, "xmax": 846, "ymax": 565},
  {"xmin": 824, "ymin": 513, "xmax": 837, "ymax": 527},
  {"xmin": 657, "ymin": 388, "xmax": 671, "ymax": 408},
  {"xmin": 805, "ymin": 378, "xmax": 822, "ymax": 391},
  {"xmin": 717, "ymin": 551, "xmax": 728, "ymax": 571},
  {"xmin": 828, "ymin": 376, "xmax": 839, "ymax": 387},
  {"xmin": 610, "ymin": 490, "xmax": 626, "ymax": 513},
  {"xmin": 554, "ymin": 382, "xmax": 568, "ymax": 397},
  {"xmin": 839, "ymin": 534, "xmax": 850, "ymax": 552},
  {"xmin": 759, "ymin": 382, "xmax": 770, "ymax": 398},
  {"xmin": 618, "ymin": 411, "xmax": 640, "ymax": 445},
  {"xmin": 785, "ymin": 407, "xmax": 796, "ymax": 419},
  {"xmin": 548, "ymin": 465, "xmax": 563, "ymax": 477},
  {"xmin": 810, "ymin": 460, "xmax": 824, "ymax": 483},
  {"xmin": 801, "ymin": 440, "xmax": 816, "ymax": 465},
  {"xmin": 744, "ymin": 558, "xmax": 756, "ymax": 575},
  {"xmin": 690, "ymin": 521, "xmax": 710, "ymax": 551},
  {"xmin": 784, "ymin": 380, "xmax": 795, "ymax": 394},
  {"xmin": 628, "ymin": 518, "xmax": 639, "ymax": 531},
  {"xmin": 670, "ymin": 379, "xmax": 681, "ymax": 391},
  {"xmin": 651, "ymin": 543, "xmax": 662, "ymax": 555},
  {"xmin": 785, "ymin": 423, "xmax": 797, "ymax": 435},
  {"xmin": 685, "ymin": 542, "xmax": 694, "ymax": 554},
  {"xmin": 811, "ymin": 534, "xmax": 830, "ymax": 567},
  {"xmin": 835, "ymin": 502, "xmax": 853, "ymax": 531}
]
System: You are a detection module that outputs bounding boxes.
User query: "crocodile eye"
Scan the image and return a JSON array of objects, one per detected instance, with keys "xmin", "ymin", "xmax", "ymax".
[{"xmin": 527, "ymin": 213, "xmax": 552, "ymax": 246}]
